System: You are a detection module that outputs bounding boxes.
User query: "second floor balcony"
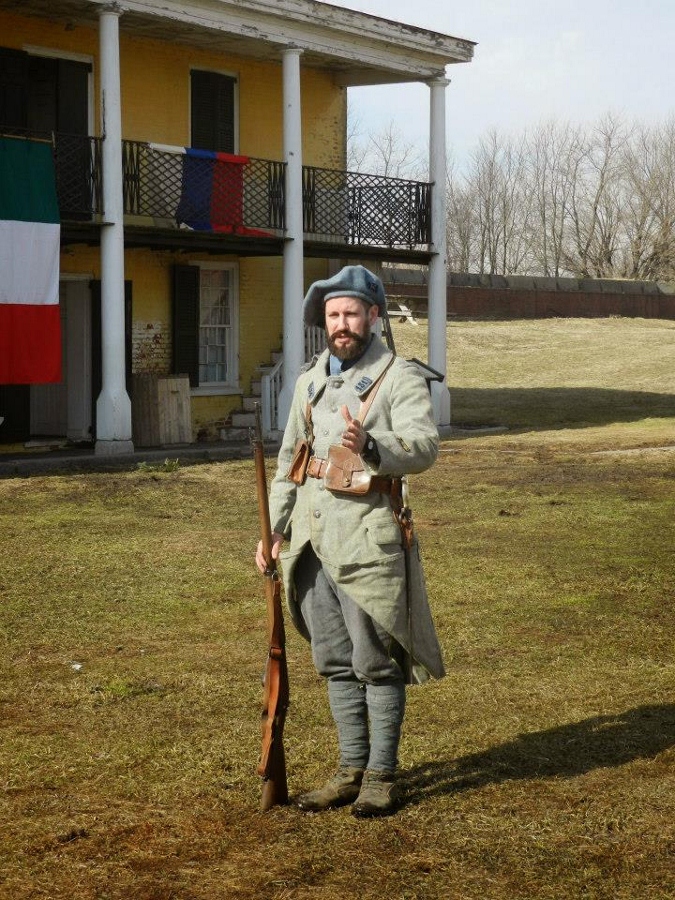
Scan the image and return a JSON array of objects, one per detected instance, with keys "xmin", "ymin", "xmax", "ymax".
[{"xmin": 21, "ymin": 130, "xmax": 433, "ymax": 259}]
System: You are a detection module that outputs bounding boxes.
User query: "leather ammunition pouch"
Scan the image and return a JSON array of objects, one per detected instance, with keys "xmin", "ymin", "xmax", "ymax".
[
  {"xmin": 323, "ymin": 444, "xmax": 372, "ymax": 495},
  {"xmin": 286, "ymin": 438, "xmax": 312, "ymax": 486},
  {"xmin": 307, "ymin": 452, "xmax": 399, "ymax": 497}
]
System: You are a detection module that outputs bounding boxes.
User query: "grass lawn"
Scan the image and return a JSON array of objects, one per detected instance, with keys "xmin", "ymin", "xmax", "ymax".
[{"xmin": 1, "ymin": 317, "xmax": 674, "ymax": 899}]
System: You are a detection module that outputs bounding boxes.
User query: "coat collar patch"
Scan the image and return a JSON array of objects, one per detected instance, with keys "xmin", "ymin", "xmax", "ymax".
[
  {"xmin": 354, "ymin": 375, "xmax": 373, "ymax": 393},
  {"xmin": 342, "ymin": 337, "xmax": 394, "ymax": 397}
]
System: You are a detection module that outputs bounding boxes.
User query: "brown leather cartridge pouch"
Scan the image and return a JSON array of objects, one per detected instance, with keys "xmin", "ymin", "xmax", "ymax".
[
  {"xmin": 286, "ymin": 438, "xmax": 311, "ymax": 485},
  {"xmin": 323, "ymin": 444, "xmax": 372, "ymax": 495}
]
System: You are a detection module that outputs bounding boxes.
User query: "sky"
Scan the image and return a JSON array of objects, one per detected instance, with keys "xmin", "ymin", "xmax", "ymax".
[{"xmin": 321, "ymin": 0, "xmax": 675, "ymax": 169}]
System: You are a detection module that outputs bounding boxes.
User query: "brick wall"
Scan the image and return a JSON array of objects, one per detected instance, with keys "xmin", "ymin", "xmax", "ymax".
[{"xmin": 383, "ymin": 273, "xmax": 675, "ymax": 320}]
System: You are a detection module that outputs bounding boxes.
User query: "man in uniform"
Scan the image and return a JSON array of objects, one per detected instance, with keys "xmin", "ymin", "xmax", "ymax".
[{"xmin": 255, "ymin": 265, "xmax": 444, "ymax": 817}]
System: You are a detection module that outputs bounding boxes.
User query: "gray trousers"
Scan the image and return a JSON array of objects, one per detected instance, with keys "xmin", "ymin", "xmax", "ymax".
[{"xmin": 294, "ymin": 545, "xmax": 405, "ymax": 773}]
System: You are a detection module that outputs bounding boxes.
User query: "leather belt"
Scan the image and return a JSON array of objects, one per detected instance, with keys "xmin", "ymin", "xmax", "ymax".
[
  {"xmin": 306, "ymin": 455, "xmax": 400, "ymax": 496},
  {"xmin": 306, "ymin": 456, "xmax": 328, "ymax": 479}
]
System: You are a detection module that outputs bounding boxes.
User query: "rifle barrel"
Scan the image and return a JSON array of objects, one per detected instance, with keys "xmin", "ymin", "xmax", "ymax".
[{"xmin": 251, "ymin": 403, "xmax": 289, "ymax": 809}]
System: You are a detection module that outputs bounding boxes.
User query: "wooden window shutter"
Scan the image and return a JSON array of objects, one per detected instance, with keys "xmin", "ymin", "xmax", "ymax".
[
  {"xmin": 172, "ymin": 265, "xmax": 200, "ymax": 387},
  {"xmin": 190, "ymin": 70, "xmax": 235, "ymax": 153},
  {"xmin": 27, "ymin": 55, "xmax": 58, "ymax": 132},
  {"xmin": 0, "ymin": 46, "xmax": 28, "ymax": 129},
  {"xmin": 57, "ymin": 58, "xmax": 91, "ymax": 135}
]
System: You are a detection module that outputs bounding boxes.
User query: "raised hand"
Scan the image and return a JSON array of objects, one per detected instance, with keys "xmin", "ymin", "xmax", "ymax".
[{"xmin": 340, "ymin": 405, "xmax": 367, "ymax": 454}]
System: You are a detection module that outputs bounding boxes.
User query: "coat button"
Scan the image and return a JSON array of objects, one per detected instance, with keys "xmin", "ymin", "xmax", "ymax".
[{"xmin": 313, "ymin": 510, "xmax": 321, "ymax": 518}]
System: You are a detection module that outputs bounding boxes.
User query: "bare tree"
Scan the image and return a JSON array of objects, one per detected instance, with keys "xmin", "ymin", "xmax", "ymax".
[
  {"xmin": 350, "ymin": 111, "xmax": 675, "ymax": 281},
  {"xmin": 347, "ymin": 119, "xmax": 426, "ymax": 179},
  {"xmin": 452, "ymin": 130, "xmax": 534, "ymax": 274},
  {"xmin": 527, "ymin": 121, "xmax": 580, "ymax": 277},
  {"xmin": 620, "ymin": 119, "xmax": 675, "ymax": 280},
  {"xmin": 561, "ymin": 114, "xmax": 628, "ymax": 277},
  {"xmin": 446, "ymin": 155, "xmax": 478, "ymax": 272},
  {"xmin": 346, "ymin": 112, "xmax": 368, "ymax": 173}
]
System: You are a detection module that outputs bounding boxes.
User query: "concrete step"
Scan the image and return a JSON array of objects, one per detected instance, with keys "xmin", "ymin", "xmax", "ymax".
[
  {"xmin": 219, "ymin": 426, "xmax": 251, "ymax": 443},
  {"xmin": 242, "ymin": 396, "xmax": 261, "ymax": 412},
  {"xmin": 230, "ymin": 411, "xmax": 256, "ymax": 428}
]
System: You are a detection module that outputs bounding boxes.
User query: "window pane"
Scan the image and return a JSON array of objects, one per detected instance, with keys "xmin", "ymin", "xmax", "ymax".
[{"xmin": 199, "ymin": 269, "xmax": 232, "ymax": 385}]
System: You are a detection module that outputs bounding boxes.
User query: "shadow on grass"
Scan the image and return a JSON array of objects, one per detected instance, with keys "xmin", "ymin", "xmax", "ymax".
[
  {"xmin": 403, "ymin": 703, "xmax": 675, "ymax": 804},
  {"xmin": 449, "ymin": 387, "xmax": 675, "ymax": 431}
]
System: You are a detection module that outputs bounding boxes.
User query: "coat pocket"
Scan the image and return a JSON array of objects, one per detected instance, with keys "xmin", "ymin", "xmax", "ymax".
[{"xmin": 366, "ymin": 511, "xmax": 403, "ymax": 552}]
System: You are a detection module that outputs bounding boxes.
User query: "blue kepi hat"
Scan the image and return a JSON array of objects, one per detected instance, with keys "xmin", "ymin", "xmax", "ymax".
[{"xmin": 303, "ymin": 265, "xmax": 386, "ymax": 327}]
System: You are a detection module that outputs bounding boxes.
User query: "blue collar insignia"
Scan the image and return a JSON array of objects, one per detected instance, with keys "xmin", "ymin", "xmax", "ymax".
[{"xmin": 354, "ymin": 375, "xmax": 373, "ymax": 394}]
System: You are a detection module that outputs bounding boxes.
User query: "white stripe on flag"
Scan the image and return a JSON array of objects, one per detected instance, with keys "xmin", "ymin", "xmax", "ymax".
[
  {"xmin": 148, "ymin": 142, "xmax": 186, "ymax": 155},
  {"xmin": 0, "ymin": 220, "xmax": 60, "ymax": 306}
]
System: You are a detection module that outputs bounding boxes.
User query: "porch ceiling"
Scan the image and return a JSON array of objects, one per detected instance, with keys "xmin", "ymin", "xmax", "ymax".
[{"xmin": 1, "ymin": 0, "xmax": 475, "ymax": 85}]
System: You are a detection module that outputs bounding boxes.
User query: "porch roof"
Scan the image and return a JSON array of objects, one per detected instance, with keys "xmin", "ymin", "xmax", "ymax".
[{"xmin": 0, "ymin": 0, "xmax": 475, "ymax": 84}]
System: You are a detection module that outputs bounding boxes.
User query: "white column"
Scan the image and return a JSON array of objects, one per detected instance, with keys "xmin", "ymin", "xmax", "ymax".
[
  {"xmin": 427, "ymin": 76, "xmax": 451, "ymax": 427},
  {"xmin": 95, "ymin": 4, "xmax": 133, "ymax": 455},
  {"xmin": 277, "ymin": 47, "xmax": 304, "ymax": 430}
]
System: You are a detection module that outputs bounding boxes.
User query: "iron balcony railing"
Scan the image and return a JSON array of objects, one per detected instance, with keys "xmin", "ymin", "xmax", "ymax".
[
  {"xmin": 121, "ymin": 141, "xmax": 285, "ymax": 235},
  {"xmin": 53, "ymin": 132, "xmax": 103, "ymax": 220},
  {"xmin": 302, "ymin": 165, "xmax": 432, "ymax": 249},
  {"xmin": 55, "ymin": 133, "xmax": 103, "ymax": 219},
  {"xmin": 7, "ymin": 130, "xmax": 432, "ymax": 248}
]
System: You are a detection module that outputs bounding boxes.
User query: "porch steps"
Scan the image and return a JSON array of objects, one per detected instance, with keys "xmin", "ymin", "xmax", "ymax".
[{"xmin": 219, "ymin": 351, "xmax": 282, "ymax": 443}]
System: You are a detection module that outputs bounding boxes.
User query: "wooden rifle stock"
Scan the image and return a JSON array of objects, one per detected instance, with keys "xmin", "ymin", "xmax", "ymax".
[{"xmin": 251, "ymin": 404, "xmax": 289, "ymax": 810}]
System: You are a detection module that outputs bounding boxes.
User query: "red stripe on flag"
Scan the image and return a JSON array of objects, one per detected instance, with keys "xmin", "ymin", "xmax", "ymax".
[
  {"xmin": 0, "ymin": 304, "xmax": 62, "ymax": 384},
  {"xmin": 210, "ymin": 155, "xmax": 246, "ymax": 230}
]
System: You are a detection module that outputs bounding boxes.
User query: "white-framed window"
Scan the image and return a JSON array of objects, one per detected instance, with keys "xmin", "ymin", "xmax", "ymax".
[
  {"xmin": 172, "ymin": 262, "xmax": 239, "ymax": 394},
  {"xmin": 197, "ymin": 264, "xmax": 238, "ymax": 391}
]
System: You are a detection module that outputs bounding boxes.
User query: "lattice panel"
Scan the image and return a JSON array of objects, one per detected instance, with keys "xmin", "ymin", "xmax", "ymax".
[
  {"xmin": 303, "ymin": 165, "xmax": 431, "ymax": 248},
  {"xmin": 122, "ymin": 142, "xmax": 285, "ymax": 234}
]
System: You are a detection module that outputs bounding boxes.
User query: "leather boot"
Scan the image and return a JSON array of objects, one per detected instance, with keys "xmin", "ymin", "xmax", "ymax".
[
  {"xmin": 351, "ymin": 770, "xmax": 400, "ymax": 818},
  {"xmin": 296, "ymin": 766, "xmax": 364, "ymax": 812}
]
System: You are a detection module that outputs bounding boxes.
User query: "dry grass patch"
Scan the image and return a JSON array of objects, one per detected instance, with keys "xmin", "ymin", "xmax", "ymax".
[
  {"xmin": 393, "ymin": 316, "xmax": 675, "ymax": 430},
  {"xmin": 2, "ymin": 318, "xmax": 675, "ymax": 898}
]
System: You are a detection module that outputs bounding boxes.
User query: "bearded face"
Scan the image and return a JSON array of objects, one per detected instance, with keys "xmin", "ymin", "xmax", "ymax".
[{"xmin": 324, "ymin": 296, "xmax": 378, "ymax": 361}]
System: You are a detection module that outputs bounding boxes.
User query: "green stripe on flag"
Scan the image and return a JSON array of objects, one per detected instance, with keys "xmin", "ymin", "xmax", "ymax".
[{"xmin": 0, "ymin": 137, "xmax": 60, "ymax": 224}]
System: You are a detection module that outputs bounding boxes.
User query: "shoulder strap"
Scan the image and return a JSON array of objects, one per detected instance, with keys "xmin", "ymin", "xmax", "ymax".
[
  {"xmin": 304, "ymin": 353, "xmax": 395, "ymax": 433},
  {"xmin": 304, "ymin": 401, "xmax": 314, "ymax": 444},
  {"xmin": 358, "ymin": 355, "xmax": 395, "ymax": 427}
]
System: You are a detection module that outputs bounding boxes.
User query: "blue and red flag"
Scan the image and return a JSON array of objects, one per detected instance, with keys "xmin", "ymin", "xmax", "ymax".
[{"xmin": 176, "ymin": 148, "xmax": 267, "ymax": 235}]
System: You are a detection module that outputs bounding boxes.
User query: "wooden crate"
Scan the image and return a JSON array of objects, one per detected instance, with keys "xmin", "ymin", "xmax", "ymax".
[{"xmin": 132, "ymin": 374, "xmax": 192, "ymax": 447}]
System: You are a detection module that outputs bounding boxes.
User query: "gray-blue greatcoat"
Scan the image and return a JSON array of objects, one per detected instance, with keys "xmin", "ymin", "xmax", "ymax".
[{"xmin": 269, "ymin": 335, "xmax": 445, "ymax": 684}]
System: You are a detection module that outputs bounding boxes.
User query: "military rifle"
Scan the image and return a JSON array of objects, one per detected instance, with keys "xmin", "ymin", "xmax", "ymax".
[{"xmin": 251, "ymin": 404, "xmax": 289, "ymax": 810}]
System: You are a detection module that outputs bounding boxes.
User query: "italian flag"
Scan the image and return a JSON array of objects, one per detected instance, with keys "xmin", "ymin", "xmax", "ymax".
[{"xmin": 0, "ymin": 136, "xmax": 61, "ymax": 384}]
